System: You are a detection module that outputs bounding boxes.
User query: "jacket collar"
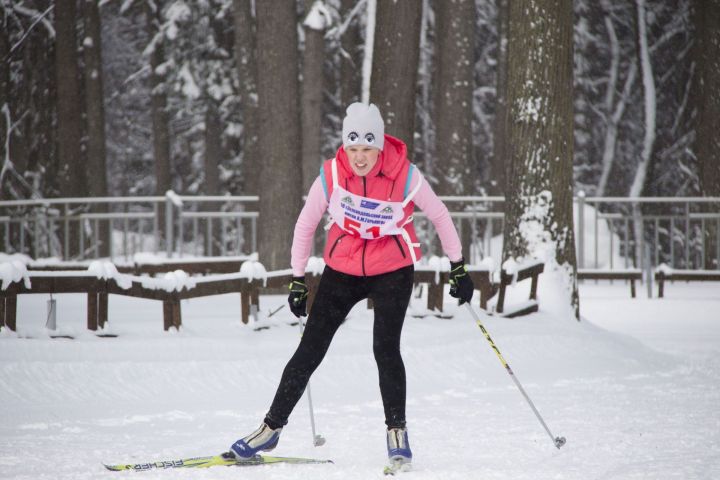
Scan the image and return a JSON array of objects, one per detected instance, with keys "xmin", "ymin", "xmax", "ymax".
[{"xmin": 335, "ymin": 134, "xmax": 408, "ymax": 181}]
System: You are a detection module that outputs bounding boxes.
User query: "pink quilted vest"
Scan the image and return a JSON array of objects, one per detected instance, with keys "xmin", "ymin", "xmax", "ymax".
[{"xmin": 320, "ymin": 135, "xmax": 422, "ymax": 277}]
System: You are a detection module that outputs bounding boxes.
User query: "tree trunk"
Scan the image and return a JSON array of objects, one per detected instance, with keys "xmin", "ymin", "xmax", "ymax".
[
  {"xmin": 82, "ymin": 0, "xmax": 110, "ymax": 256},
  {"xmin": 255, "ymin": 0, "xmax": 303, "ymax": 270},
  {"xmin": 233, "ymin": 0, "xmax": 259, "ymax": 254},
  {"xmin": 597, "ymin": 61, "xmax": 637, "ymax": 197},
  {"xmin": 433, "ymin": 0, "xmax": 475, "ymax": 196},
  {"xmin": 55, "ymin": 0, "xmax": 87, "ymax": 258},
  {"xmin": 1, "ymin": 12, "xmax": 10, "ymax": 189},
  {"xmin": 433, "ymin": 0, "xmax": 476, "ymax": 260},
  {"xmin": 502, "ymin": 0, "xmax": 579, "ymax": 319},
  {"xmin": 692, "ymin": 0, "xmax": 720, "ymax": 269},
  {"xmin": 204, "ymin": 100, "xmax": 222, "ymax": 255},
  {"xmin": 339, "ymin": 0, "xmax": 363, "ymax": 107},
  {"xmin": 491, "ymin": 0, "xmax": 509, "ymax": 197},
  {"xmin": 204, "ymin": 102, "xmax": 222, "ymax": 196},
  {"xmin": 233, "ymin": 0, "xmax": 260, "ymax": 197},
  {"xmin": 145, "ymin": 0, "xmax": 172, "ymax": 252},
  {"xmin": 694, "ymin": 0, "xmax": 720, "ymax": 197},
  {"xmin": 630, "ymin": 0, "xmax": 657, "ymax": 269},
  {"xmin": 301, "ymin": 0, "xmax": 326, "ymax": 194},
  {"xmin": 146, "ymin": 2, "xmax": 171, "ymax": 199},
  {"xmin": 370, "ymin": 0, "xmax": 422, "ymax": 158}
]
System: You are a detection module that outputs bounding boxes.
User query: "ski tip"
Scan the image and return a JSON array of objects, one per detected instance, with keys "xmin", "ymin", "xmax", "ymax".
[{"xmin": 383, "ymin": 460, "xmax": 411, "ymax": 475}]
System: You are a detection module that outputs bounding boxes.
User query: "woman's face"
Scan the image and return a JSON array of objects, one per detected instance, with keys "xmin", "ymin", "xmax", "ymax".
[{"xmin": 345, "ymin": 145, "xmax": 380, "ymax": 176}]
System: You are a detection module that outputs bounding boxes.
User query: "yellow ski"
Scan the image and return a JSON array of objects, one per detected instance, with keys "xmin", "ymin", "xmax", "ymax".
[{"xmin": 104, "ymin": 451, "xmax": 333, "ymax": 471}]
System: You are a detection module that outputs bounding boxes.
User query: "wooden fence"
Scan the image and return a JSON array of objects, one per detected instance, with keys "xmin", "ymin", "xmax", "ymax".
[
  {"xmin": 1, "ymin": 261, "xmax": 546, "ymax": 333},
  {"xmin": 654, "ymin": 269, "xmax": 720, "ymax": 298}
]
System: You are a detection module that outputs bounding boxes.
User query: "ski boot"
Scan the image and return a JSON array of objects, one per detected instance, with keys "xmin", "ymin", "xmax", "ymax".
[
  {"xmin": 229, "ymin": 422, "xmax": 283, "ymax": 460},
  {"xmin": 385, "ymin": 427, "xmax": 412, "ymax": 474}
]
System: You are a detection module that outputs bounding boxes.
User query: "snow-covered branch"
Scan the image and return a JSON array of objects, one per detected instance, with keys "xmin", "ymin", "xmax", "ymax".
[
  {"xmin": 9, "ymin": 4, "xmax": 55, "ymax": 54},
  {"xmin": 304, "ymin": 1, "xmax": 332, "ymax": 32},
  {"xmin": 326, "ymin": 0, "xmax": 367, "ymax": 39}
]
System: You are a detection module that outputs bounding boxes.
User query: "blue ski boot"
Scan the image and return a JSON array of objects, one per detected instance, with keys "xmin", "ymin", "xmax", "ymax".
[
  {"xmin": 230, "ymin": 423, "xmax": 282, "ymax": 459},
  {"xmin": 386, "ymin": 427, "xmax": 412, "ymax": 472}
]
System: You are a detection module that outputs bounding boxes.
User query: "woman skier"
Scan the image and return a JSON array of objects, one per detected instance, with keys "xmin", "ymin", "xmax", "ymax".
[{"xmin": 229, "ymin": 103, "xmax": 474, "ymax": 467}]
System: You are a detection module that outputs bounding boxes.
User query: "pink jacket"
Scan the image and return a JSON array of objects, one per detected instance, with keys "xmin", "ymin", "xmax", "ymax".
[{"xmin": 291, "ymin": 135, "xmax": 462, "ymax": 277}]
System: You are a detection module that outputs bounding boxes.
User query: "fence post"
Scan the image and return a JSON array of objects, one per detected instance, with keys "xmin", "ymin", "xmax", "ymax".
[
  {"xmin": 251, "ymin": 216, "xmax": 257, "ymax": 254},
  {"xmin": 163, "ymin": 297, "xmax": 181, "ymax": 330},
  {"xmin": 645, "ymin": 243, "xmax": 653, "ymax": 299},
  {"xmin": 5, "ymin": 295, "xmax": 16, "ymax": 331},
  {"xmin": 178, "ymin": 211, "xmax": 185, "ymax": 257},
  {"xmin": 577, "ymin": 192, "xmax": 585, "ymax": 269},
  {"xmin": 240, "ymin": 281, "xmax": 251, "ymax": 324},
  {"xmin": 165, "ymin": 192, "xmax": 174, "ymax": 258},
  {"xmin": 63, "ymin": 203, "xmax": 72, "ymax": 260},
  {"xmin": 87, "ymin": 293, "xmax": 98, "ymax": 331},
  {"xmin": 153, "ymin": 202, "xmax": 160, "ymax": 255},
  {"xmin": 33, "ymin": 209, "xmax": 40, "ymax": 259},
  {"xmin": 98, "ymin": 292, "xmax": 108, "ymax": 329},
  {"xmin": 4, "ymin": 218, "xmax": 9, "ymax": 253},
  {"xmin": 79, "ymin": 216, "xmax": 85, "ymax": 260},
  {"xmin": 684, "ymin": 201, "xmax": 690, "ymax": 268}
]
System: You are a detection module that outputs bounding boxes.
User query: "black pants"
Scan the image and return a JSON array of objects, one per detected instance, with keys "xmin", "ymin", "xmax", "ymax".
[{"xmin": 265, "ymin": 264, "xmax": 414, "ymax": 429}]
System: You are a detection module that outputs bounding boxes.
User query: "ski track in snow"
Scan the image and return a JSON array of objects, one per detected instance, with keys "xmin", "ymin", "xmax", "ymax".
[{"xmin": 1, "ymin": 283, "xmax": 719, "ymax": 479}]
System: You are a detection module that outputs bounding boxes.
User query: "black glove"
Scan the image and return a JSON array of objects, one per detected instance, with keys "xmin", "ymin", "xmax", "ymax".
[
  {"xmin": 288, "ymin": 276, "xmax": 309, "ymax": 317},
  {"xmin": 449, "ymin": 258, "xmax": 474, "ymax": 305}
]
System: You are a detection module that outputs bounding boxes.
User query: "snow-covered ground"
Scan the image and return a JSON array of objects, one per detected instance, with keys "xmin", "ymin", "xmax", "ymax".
[{"xmin": 1, "ymin": 278, "xmax": 719, "ymax": 479}]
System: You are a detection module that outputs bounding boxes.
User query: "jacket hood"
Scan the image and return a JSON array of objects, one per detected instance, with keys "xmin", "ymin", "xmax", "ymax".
[{"xmin": 335, "ymin": 134, "xmax": 408, "ymax": 181}]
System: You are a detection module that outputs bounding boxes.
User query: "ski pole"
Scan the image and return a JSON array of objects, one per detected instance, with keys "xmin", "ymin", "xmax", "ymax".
[
  {"xmin": 298, "ymin": 320, "xmax": 326, "ymax": 447},
  {"xmin": 464, "ymin": 303, "xmax": 566, "ymax": 449}
]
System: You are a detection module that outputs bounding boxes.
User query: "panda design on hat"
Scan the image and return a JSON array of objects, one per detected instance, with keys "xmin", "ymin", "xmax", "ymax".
[{"xmin": 342, "ymin": 102, "xmax": 385, "ymax": 151}]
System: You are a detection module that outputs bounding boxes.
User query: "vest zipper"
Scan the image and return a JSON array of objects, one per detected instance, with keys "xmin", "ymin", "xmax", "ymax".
[
  {"xmin": 329, "ymin": 233, "xmax": 347, "ymax": 258},
  {"xmin": 392, "ymin": 235, "xmax": 407, "ymax": 259},
  {"xmin": 362, "ymin": 177, "xmax": 368, "ymax": 276},
  {"xmin": 362, "ymin": 240, "xmax": 367, "ymax": 276}
]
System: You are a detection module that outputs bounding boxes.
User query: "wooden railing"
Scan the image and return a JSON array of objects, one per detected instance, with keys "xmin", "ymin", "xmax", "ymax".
[
  {"xmin": 1, "ymin": 260, "xmax": 548, "ymax": 333},
  {"xmin": 577, "ymin": 268, "xmax": 643, "ymax": 297},
  {"xmin": 654, "ymin": 269, "xmax": 720, "ymax": 298}
]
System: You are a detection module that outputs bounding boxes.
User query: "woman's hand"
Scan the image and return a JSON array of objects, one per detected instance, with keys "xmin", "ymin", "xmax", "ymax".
[
  {"xmin": 288, "ymin": 277, "xmax": 309, "ymax": 317},
  {"xmin": 449, "ymin": 259, "xmax": 474, "ymax": 305}
]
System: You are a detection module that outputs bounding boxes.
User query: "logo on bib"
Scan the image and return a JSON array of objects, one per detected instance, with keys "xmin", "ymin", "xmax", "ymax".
[
  {"xmin": 341, "ymin": 196, "xmax": 354, "ymax": 206},
  {"xmin": 381, "ymin": 206, "xmax": 394, "ymax": 214},
  {"xmin": 360, "ymin": 199, "xmax": 380, "ymax": 210}
]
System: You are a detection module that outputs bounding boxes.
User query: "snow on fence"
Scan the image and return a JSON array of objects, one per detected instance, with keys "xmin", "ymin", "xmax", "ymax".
[
  {"xmin": 0, "ymin": 258, "xmax": 546, "ymax": 334},
  {"xmin": 654, "ymin": 266, "xmax": 720, "ymax": 298}
]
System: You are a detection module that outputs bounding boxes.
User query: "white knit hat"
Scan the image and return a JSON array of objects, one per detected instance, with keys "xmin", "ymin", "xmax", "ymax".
[{"xmin": 342, "ymin": 102, "xmax": 384, "ymax": 150}]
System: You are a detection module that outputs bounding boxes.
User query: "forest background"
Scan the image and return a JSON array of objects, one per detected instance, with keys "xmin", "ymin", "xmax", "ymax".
[{"xmin": 1, "ymin": 0, "xmax": 719, "ymax": 309}]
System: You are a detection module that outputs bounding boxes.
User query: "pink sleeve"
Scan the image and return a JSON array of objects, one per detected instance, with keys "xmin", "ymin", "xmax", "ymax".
[
  {"xmin": 291, "ymin": 176, "xmax": 329, "ymax": 277},
  {"xmin": 409, "ymin": 169, "xmax": 463, "ymax": 262}
]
